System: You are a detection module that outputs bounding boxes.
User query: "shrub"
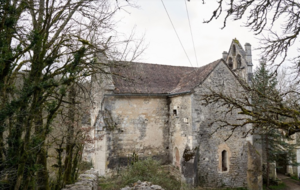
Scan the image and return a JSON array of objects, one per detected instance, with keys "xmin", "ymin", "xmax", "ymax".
[
  {"xmin": 78, "ymin": 160, "xmax": 93, "ymax": 172},
  {"xmin": 99, "ymin": 158, "xmax": 182, "ymax": 190}
]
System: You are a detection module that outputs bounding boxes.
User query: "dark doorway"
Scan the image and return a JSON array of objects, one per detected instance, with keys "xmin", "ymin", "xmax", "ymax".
[{"xmin": 277, "ymin": 154, "xmax": 287, "ymax": 174}]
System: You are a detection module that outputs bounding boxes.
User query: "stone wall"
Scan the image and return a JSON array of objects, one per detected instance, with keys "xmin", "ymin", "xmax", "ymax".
[
  {"xmin": 100, "ymin": 96, "xmax": 170, "ymax": 172},
  {"xmin": 225, "ymin": 41, "xmax": 252, "ymax": 83},
  {"xmin": 192, "ymin": 63, "xmax": 250, "ymax": 188},
  {"xmin": 121, "ymin": 181, "xmax": 165, "ymax": 190},
  {"xmin": 62, "ymin": 169, "xmax": 98, "ymax": 190},
  {"xmin": 169, "ymin": 95, "xmax": 192, "ymax": 168},
  {"xmin": 247, "ymin": 142, "xmax": 263, "ymax": 190},
  {"xmin": 168, "ymin": 94, "xmax": 197, "ymax": 184},
  {"xmin": 90, "ymin": 57, "xmax": 114, "ymax": 175},
  {"xmin": 89, "ymin": 59, "xmax": 262, "ymax": 189},
  {"xmin": 90, "ymin": 63, "xmax": 171, "ymax": 175}
]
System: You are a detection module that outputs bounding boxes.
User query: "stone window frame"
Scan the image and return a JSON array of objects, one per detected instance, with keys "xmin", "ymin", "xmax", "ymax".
[{"xmin": 218, "ymin": 143, "xmax": 231, "ymax": 173}]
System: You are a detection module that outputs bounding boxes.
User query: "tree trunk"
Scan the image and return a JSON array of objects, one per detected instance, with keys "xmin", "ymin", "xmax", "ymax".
[
  {"xmin": 13, "ymin": 107, "xmax": 28, "ymax": 190},
  {"xmin": 266, "ymin": 133, "xmax": 270, "ymax": 188},
  {"xmin": 64, "ymin": 85, "xmax": 76, "ymax": 184},
  {"xmin": 36, "ymin": 108, "xmax": 49, "ymax": 190},
  {"xmin": 36, "ymin": 147, "xmax": 49, "ymax": 190}
]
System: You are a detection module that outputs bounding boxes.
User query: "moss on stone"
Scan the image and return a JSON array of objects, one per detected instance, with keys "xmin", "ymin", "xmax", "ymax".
[{"xmin": 233, "ymin": 38, "xmax": 240, "ymax": 45}]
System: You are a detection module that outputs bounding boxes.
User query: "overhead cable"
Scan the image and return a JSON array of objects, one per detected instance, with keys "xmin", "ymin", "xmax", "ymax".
[
  {"xmin": 160, "ymin": 0, "xmax": 194, "ymax": 67},
  {"xmin": 184, "ymin": 0, "xmax": 199, "ymax": 67}
]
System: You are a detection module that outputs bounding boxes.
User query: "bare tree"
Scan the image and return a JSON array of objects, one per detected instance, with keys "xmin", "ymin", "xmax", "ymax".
[
  {"xmin": 0, "ymin": 1, "xmax": 144, "ymax": 190},
  {"xmin": 197, "ymin": 0, "xmax": 300, "ymax": 72},
  {"xmin": 201, "ymin": 60, "xmax": 300, "ymax": 136},
  {"xmin": 185, "ymin": 0, "xmax": 300, "ymax": 139}
]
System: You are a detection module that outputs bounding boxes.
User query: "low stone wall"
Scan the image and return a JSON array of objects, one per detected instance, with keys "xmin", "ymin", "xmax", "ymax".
[
  {"xmin": 121, "ymin": 181, "xmax": 165, "ymax": 190},
  {"xmin": 62, "ymin": 169, "xmax": 98, "ymax": 190}
]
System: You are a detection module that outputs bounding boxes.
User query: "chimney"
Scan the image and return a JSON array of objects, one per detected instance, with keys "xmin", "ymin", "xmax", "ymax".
[
  {"xmin": 222, "ymin": 51, "xmax": 228, "ymax": 61},
  {"xmin": 244, "ymin": 43, "xmax": 252, "ymax": 65}
]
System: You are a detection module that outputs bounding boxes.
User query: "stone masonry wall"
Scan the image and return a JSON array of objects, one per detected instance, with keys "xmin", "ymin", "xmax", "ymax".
[
  {"xmin": 101, "ymin": 96, "xmax": 170, "ymax": 170},
  {"xmin": 169, "ymin": 95, "xmax": 192, "ymax": 165},
  {"xmin": 90, "ymin": 56, "xmax": 114, "ymax": 176},
  {"xmin": 168, "ymin": 95, "xmax": 195, "ymax": 184},
  {"xmin": 62, "ymin": 169, "xmax": 98, "ymax": 190},
  {"xmin": 192, "ymin": 63, "xmax": 249, "ymax": 188},
  {"xmin": 226, "ymin": 41, "xmax": 251, "ymax": 82}
]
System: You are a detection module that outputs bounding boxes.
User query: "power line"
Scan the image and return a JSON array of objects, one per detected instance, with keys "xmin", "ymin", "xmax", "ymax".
[
  {"xmin": 184, "ymin": 0, "xmax": 199, "ymax": 67},
  {"xmin": 160, "ymin": 0, "xmax": 194, "ymax": 67}
]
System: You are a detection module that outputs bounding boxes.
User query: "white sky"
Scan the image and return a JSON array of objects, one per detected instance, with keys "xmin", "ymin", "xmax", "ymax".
[{"xmin": 114, "ymin": 0, "xmax": 261, "ymax": 68}]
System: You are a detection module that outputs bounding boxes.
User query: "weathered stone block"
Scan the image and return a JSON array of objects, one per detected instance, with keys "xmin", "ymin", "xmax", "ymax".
[{"xmin": 247, "ymin": 142, "xmax": 262, "ymax": 190}]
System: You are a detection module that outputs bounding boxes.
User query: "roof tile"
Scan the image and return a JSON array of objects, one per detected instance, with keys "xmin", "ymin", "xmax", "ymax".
[{"xmin": 110, "ymin": 59, "xmax": 221, "ymax": 95}]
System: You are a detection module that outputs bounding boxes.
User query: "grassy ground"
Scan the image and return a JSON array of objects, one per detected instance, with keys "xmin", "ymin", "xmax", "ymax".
[
  {"xmin": 98, "ymin": 159, "xmax": 183, "ymax": 190},
  {"xmin": 263, "ymin": 183, "xmax": 287, "ymax": 190},
  {"xmin": 98, "ymin": 159, "xmax": 248, "ymax": 190},
  {"xmin": 262, "ymin": 179, "xmax": 288, "ymax": 190}
]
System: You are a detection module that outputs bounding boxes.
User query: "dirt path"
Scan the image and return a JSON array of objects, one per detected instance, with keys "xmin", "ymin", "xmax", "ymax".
[{"xmin": 277, "ymin": 174, "xmax": 300, "ymax": 190}]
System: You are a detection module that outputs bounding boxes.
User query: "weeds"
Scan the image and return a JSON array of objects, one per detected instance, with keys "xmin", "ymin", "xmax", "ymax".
[
  {"xmin": 263, "ymin": 183, "xmax": 287, "ymax": 190},
  {"xmin": 98, "ymin": 158, "xmax": 249, "ymax": 190},
  {"xmin": 78, "ymin": 160, "xmax": 93, "ymax": 171},
  {"xmin": 99, "ymin": 159, "xmax": 183, "ymax": 190}
]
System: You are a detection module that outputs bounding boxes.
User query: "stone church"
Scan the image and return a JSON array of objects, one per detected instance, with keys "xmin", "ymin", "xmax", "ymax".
[{"xmin": 88, "ymin": 39, "xmax": 262, "ymax": 189}]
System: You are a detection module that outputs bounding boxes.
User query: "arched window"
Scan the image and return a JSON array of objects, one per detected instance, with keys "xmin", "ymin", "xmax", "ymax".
[
  {"xmin": 236, "ymin": 54, "xmax": 242, "ymax": 68},
  {"xmin": 232, "ymin": 45, "xmax": 236, "ymax": 56},
  {"xmin": 228, "ymin": 57, "xmax": 233, "ymax": 69},
  {"xmin": 222, "ymin": 150, "xmax": 228, "ymax": 171}
]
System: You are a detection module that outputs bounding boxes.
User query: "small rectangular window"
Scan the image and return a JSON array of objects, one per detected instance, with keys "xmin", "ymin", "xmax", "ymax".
[{"xmin": 173, "ymin": 109, "xmax": 177, "ymax": 116}]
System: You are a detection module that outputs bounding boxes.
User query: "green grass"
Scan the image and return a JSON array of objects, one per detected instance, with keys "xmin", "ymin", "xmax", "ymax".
[
  {"xmin": 98, "ymin": 159, "xmax": 250, "ymax": 190},
  {"xmin": 98, "ymin": 159, "xmax": 183, "ymax": 190},
  {"xmin": 263, "ymin": 183, "xmax": 287, "ymax": 190},
  {"xmin": 290, "ymin": 175, "xmax": 299, "ymax": 181}
]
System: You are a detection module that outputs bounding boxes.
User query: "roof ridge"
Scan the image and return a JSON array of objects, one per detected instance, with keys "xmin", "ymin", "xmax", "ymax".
[{"xmin": 112, "ymin": 61, "xmax": 198, "ymax": 69}]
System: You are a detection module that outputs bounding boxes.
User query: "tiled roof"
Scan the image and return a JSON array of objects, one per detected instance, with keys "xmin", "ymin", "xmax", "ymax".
[
  {"xmin": 170, "ymin": 59, "xmax": 220, "ymax": 93},
  {"xmin": 110, "ymin": 59, "xmax": 221, "ymax": 95}
]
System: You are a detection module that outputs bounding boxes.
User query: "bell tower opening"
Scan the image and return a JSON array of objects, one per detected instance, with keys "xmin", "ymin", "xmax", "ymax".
[
  {"xmin": 237, "ymin": 54, "xmax": 242, "ymax": 68},
  {"xmin": 228, "ymin": 57, "xmax": 233, "ymax": 69},
  {"xmin": 232, "ymin": 45, "xmax": 236, "ymax": 56}
]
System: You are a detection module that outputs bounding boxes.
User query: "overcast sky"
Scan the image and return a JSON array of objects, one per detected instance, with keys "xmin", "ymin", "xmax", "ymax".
[{"xmin": 114, "ymin": 0, "xmax": 261, "ymax": 68}]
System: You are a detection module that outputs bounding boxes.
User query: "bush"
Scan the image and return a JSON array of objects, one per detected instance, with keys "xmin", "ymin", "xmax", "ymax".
[
  {"xmin": 98, "ymin": 158, "xmax": 249, "ymax": 190},
  {"xmin": 78, "ymin": 160, "xmax": 93, "ymax": 172},
  {"xmin": 99, "ymin": 159, "xmax": 183, "ymax": 190}
]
